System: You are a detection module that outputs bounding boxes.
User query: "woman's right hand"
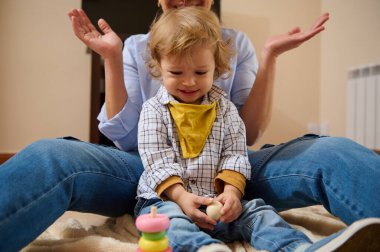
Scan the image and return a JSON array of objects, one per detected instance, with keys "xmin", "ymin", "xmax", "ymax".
[{"xmin": 68, "ymin": 9, "xmax": 123, "ymax": 59}]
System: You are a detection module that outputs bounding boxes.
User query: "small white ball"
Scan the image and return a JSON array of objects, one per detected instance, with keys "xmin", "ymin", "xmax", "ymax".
[{"xmin": 206, "ymin": 201, "xmax": 223, "ymax": 220}]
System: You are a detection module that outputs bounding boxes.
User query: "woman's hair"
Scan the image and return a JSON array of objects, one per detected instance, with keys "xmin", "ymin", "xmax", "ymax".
[{"xmin": 147, "ymin": 7, "xmax": 233, "ymax": 79}]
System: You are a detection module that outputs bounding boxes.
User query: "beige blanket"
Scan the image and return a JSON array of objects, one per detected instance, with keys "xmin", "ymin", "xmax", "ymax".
[{"xmin": 22, "ymin": 205, "xmax": 346, "ymax": 252}]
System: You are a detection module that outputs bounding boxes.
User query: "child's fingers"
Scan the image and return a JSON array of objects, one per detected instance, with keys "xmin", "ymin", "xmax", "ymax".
[
  {"xmin": 192, "ymin": 209, "xmax": 217, "ymax": 228},
  {"xmin": 194, "ymin": 195, "xmax": 213, "ymax": 206},
  {"xmin": 220, "ymin": 199, "xmax": 231, "ymax": 215},
  {"xmin": 221, "ymin": 200, "xmax": 241, "ymax": 223}
]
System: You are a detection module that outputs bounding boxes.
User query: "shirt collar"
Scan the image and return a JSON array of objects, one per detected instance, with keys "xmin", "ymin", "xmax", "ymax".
[{"xmin": 156, "ymin": 85, "xmax": 226, "ymax": 105}]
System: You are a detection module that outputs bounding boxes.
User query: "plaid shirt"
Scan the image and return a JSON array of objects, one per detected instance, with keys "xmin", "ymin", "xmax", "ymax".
[{"xmin": 137, "ymin": 85, "xmax": 251, "ymax": 199}]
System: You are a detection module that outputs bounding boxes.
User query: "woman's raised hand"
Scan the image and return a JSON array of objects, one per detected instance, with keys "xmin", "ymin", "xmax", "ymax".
[
  {"xmin": 263, "ymin": 12, "xmax": 330, "ymax": 59},
  {"xmin": 68, "ymin": 9, "xmax": 123, "ymax": 59}
]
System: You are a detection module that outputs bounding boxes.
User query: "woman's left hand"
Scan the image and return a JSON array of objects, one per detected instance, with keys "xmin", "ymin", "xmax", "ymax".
[{"xmin": 263, "ymin": 12, "xmax": 330, "ymax": 59}]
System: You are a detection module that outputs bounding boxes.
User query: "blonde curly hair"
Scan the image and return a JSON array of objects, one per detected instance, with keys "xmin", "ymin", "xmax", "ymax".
[{"xmin": 147, "ymin": 7, "xmax": 233, "ymax": 80}]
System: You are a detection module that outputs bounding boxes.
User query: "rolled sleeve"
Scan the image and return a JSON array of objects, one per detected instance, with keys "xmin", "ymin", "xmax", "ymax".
[
  {"xmin": 214, "ymin": 170, "xmax": 246, "ymax": 196},
  {"xmin": 98, "ymin": 98, "xmax": 140, "ymax": 151}
]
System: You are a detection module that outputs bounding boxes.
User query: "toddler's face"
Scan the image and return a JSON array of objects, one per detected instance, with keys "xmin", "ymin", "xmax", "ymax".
[{"xmin": 160, "ymin": 46, "xmax": 215, "ymax": 105}]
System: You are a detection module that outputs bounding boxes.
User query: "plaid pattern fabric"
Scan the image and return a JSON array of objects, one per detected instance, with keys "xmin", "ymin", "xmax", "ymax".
[{"xmin": 137, "ymin": 85, "xmax": 251, "ymax": 199}]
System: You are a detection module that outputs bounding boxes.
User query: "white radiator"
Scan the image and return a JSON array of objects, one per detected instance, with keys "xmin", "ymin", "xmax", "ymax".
[{"xmin": 347, "ymin": 64, "xmax": 380, "ymax": 149}]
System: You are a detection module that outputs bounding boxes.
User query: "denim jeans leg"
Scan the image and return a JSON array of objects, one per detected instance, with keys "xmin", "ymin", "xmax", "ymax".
[
  {"xmin": 0, "ymin": 138, "xmax": 143, "ymax": 252},
  {"xmin": 208, "ymin": 199, "xmax": 312, "ymax": 252},
  {"xmin": 137, "ymin": 200, "xmax": 222, "ymax": 252},
  {"xmin": 245, "ymin": 135, "xmax": 380, "ymax": 224}
]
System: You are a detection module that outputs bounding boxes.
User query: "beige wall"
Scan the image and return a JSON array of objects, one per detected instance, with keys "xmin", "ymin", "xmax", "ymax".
[
  {"xmin": 222, "ymin": 0, "xmax": 322, "ymax": 149},
  {"xmin": 0, "ymin": 0, "xmax": 91, "ymax": 153},
  {"xmin": 223, "ymin": 0, "xmax": 380, "ymax": 149},
  {"xmin": 320, "ymin": 0, "xmax": 380, "ymax": 137}
]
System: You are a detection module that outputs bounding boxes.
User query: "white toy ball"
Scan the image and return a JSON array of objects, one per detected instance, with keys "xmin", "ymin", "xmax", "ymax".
[{"xmin": 206, "ymin": 201, "xmax": 223, "ymax": 220}]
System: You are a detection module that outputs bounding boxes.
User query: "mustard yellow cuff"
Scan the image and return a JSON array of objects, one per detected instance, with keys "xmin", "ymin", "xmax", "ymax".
[
  {"xmin": 215, "ymin": 170, "xmax": 246, "ymax": 196},
  {"xmin": 156, "ymin": 176, "xmax": 184, "ymax": 198}
]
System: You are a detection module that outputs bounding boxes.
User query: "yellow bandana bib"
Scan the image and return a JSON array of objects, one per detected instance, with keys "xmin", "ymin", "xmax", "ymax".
[{"xmin": 168, "ymin": 101, "xmax": 217, "ymax": 158}]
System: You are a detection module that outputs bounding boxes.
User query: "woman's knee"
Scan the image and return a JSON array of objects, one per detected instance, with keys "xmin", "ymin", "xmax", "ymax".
[
  {"xmin": 313, "ymin": 136, "xmax": 376, "ymax": 162},
  {"xmin": 316, "ymin": 136, "xmax": 356, "ymax": 151},
  {"xmin": 26, "ymin": 138, "xmax": 97, "ymax": 161},
  {"xmin": 16, "ymin": 138, "xmax": 98, "ymax": 176}
]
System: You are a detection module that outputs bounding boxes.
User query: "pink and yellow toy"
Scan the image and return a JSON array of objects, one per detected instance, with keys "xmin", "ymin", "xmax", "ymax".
[{"xmin": 136, "ymin": 206, "xmax": 172, "ymax": 252}]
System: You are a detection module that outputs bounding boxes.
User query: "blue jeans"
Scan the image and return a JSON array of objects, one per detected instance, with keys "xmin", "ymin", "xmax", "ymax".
[
  {"xmin": 245, "ymin": 134, "xmax": 380, "ymax": 224},
  {"xmin": 135, "ymin": 198, "xmax": 312, "ymax": 252},
  {"xmin": 0, "ymin": 135, "xmax": 379, "ymax": 251}
]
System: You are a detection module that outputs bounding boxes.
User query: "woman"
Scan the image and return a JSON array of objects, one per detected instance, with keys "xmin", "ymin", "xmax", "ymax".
[{"xmin": 0, "ymin": 1, "xmax": 379, "ymax": 251}]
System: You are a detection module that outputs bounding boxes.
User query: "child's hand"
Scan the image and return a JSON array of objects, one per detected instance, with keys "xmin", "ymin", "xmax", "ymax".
[
  {"xmin": 176, "ymin": 192, "xmax": 217, "ymax": 230},
  {"xmin": 68, "ymin": 9, "xmax": 123, "ymax": 59},
  {"xmin": 216, "ymin": 184, "xmax": 242, "ymax": 223}
]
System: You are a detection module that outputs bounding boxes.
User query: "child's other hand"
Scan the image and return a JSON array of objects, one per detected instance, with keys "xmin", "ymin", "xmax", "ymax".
[
  {"xmin": 177, "ymin": 192, "xmax": 217, "ymax": 230},
  {"xmin": 217, "ymin": 184, "xmax": 242, "ymax": 223}
]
